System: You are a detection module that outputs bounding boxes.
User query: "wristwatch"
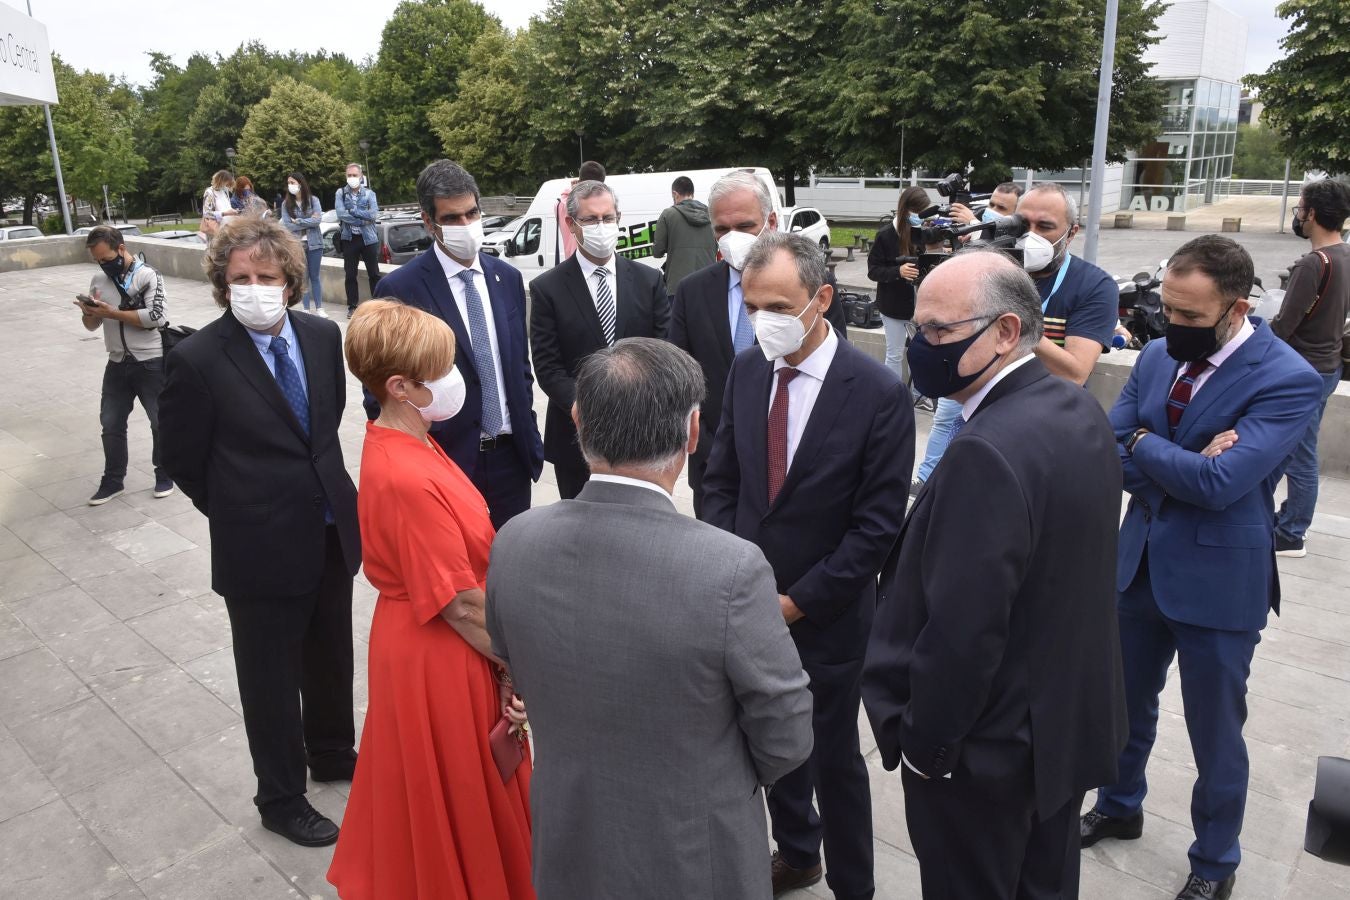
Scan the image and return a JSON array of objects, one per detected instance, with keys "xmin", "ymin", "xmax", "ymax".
[{"xmin": 1124, "ymin": 428, "xmax": 1149, "ymax": 455}]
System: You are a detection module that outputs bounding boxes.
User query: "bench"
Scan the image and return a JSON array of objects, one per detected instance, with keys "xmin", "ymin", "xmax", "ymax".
[
  {"xmin": 1167, "ymin": 215, "xmax": 1187, "ymax": 231},
  {"xmin": 1114, "ymin": 213, "xmax": 1134, "ymax": 229},
  {"xmin": 148, "ymin": 213, "xmax": 183, "ymax": 225}
]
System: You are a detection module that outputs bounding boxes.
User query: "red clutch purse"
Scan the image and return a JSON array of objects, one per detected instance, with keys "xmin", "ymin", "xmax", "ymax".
[{"xmin": 489, "ymin": 715, "xmax": 525, "ymax": 783}]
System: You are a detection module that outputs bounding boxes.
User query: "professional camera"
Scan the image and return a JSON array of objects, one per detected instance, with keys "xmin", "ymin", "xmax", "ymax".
[
  {"xmin": 923, "ymin": 172, "xmax": 990, "ymax": 217},
  {"xmin": 913, "ymin": 213, "xmax": 1031, "ymax": 281}
]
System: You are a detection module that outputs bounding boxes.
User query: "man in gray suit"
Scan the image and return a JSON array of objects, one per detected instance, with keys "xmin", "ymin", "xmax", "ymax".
[{"xmin": 487, "ymin": 337, "xmax": 814, "ymax": 900}]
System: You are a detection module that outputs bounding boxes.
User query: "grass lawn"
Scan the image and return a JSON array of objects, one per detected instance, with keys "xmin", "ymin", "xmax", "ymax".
[{"xmin": 829, "ymin": 223, "xmax": 887, "ymax": 249}]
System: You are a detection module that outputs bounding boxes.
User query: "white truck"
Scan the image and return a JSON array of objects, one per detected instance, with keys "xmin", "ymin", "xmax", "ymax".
[{"xmin": 482, "ymin": 166, "xmax": 831, "ymax": 284}]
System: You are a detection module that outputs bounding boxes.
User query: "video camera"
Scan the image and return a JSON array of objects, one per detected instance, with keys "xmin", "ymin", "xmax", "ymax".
[
  {"xmin": 914, "ymin": 213, "xmax": 1031, "ymax": 280},
  {"xmin": 922, "ymin": 172, "xmax": 992, "ymax": 217}
]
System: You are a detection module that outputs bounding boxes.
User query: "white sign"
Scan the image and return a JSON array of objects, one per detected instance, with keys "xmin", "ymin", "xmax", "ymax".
[
  {"xmin": 0, "ymin": 3, "xmax": 57, "ymax": 106},
  {"xmin": 1128, "ymin": 194, "xmax": 1174, "ymax": 212}
]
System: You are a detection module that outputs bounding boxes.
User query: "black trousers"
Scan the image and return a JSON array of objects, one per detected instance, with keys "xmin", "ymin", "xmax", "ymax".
[
  {"xmin": 342, "ymin": 234, "xmax": 381, "ymax": 309},
  {"xmin": 687, "ymin": 446, "xmax": 710, "ymax": 520},
  {"xmin": 224, "ymin": 526, "xmax": 355, "ymax": 810},
  {"xmin": 769, "ymin": 653, "xmax": 874, "ymax": 899},
  {"xmin": 903, "ymin": 764, "xmax": 1083, "ymax": 900},
  {"xmin": 100, "ymin": 356, "xmax": 165, "ymax": 482},
  {"xmin": 473, "ymin": 437, "xmax": 533, "ymax": 530},
  {"xmin": 554, "ymin": 460, "xmax": 590, "ymax": 501}
]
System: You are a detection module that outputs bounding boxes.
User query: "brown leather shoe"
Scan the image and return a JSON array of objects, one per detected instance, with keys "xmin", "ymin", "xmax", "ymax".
[{"xmin": 771, "ymin": 850, "xmax": 823, "ymax": 896}]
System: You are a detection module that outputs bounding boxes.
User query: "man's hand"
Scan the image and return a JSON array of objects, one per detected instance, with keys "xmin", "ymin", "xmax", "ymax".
[
  {"xmin": 74, "ymin": 297, "xmax": 116, "ymax": 319},
  {"xmin": 949, "ymin": 203, "xmax": 976, "ymax": 225},
  {"xmin": 1202, "ymin": 429, "xmax": 1239, "ymax": 458},
  {"xmin": 778, "ymin": 594, "xmax": 805, "ymax": 625},
  {"xmin": 900, "ymin": 263, "xmax": 919, "ymax": 282}
]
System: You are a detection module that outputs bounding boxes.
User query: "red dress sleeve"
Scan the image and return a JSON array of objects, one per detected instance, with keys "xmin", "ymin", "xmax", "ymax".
[{"xmin": 389, "ymin": 480, "xmax": 482, "ymax": 625}]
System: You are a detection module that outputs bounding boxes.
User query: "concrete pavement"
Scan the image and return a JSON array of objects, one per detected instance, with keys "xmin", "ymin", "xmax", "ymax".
[{"xmin": 0, "ymin": 265, "xmax": 1348, "ymax": 899}]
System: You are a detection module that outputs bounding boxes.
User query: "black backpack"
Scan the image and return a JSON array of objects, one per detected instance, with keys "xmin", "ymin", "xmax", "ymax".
[{"xmin": 837, "ymin": 290, "xmax": 883, "ymax": 329}]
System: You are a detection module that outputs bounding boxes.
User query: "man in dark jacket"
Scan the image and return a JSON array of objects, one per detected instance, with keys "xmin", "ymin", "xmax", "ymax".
[{"xmin": 653, "ymin": 175, "xmax": 717, "ymax": 296}]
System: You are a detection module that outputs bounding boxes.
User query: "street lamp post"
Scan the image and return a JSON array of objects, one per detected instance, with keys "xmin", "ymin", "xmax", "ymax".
[
  {"xmin": 225, "ymin": 147, "xmax": 236, "ymax": 175},
  {"xmin": 575, "ymin": 129, "xmax": 585, "ymax": 169},
  {"xmin": 359, "ymin": 140, "xmax": 371, "ymax": 188}
]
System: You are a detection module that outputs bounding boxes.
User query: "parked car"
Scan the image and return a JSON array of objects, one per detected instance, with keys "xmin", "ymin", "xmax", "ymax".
[
  {"xmin": 144, "ymin": 230, "xmax": 205, "ymax": 243},
  {"xmin": 0, "ymin": 225, "xmax": 44, "ymax": 241},
  {"xmin": 321, "ymin": 217, "xmax": 433, "ymax": 266},
  {"xmin": 481, "ymin": 214, "xmax": 514, "ymax": 234},
  {"xmin": 781, "ymin": 206, "xmax": 830, "ymax": 251}
]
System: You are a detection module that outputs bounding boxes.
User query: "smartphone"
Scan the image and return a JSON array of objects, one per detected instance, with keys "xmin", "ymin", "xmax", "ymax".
[{"xmin": 77, "ymin": 293, "xmax": 97, "ymax": 307}]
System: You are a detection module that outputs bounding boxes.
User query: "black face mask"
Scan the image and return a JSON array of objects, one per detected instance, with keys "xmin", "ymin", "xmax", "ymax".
[
  {"xmin": 1164, "ymin": 299, "xmax": 1238, "ymax": 362},
  {"xmin": 1292, "ymin": 210, "xmax": 1307, "ymax": 239},
  {"xmin": 99, "ymin": 255, "xmax": 126, "ymax": 282},
  {"xmin": 906, "ymin": 317, "xmax": 1002, "ymax": 398}
]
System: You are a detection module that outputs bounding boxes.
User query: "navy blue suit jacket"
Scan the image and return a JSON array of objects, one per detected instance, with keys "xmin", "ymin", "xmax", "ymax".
[
  {"xmin": 366, "ymin": 249, "xmax": 544, "ymax": 482},
  {"xmin": 1111, "ymin": 318, "xmax": 1322, "ymax": 631},
  {"xmin": 702, "ymin": 337, "xmax": 914, "ymax": 661}
]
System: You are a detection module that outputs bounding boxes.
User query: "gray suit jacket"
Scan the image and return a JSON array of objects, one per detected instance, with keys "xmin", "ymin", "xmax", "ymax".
[{"xmin": 487, "ymin": 479, "xmax": 813, "ymax": 900}]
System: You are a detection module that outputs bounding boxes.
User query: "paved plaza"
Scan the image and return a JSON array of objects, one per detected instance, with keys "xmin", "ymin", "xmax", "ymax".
[{"xmin": 0, "ymin": 264, "xmax": 1348, "ymax": 899}]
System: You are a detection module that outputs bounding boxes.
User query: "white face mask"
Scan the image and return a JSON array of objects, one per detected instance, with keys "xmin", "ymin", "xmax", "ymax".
[
  {"xmin": 229, "ymin": 283, "xmax": 288, "ymax": 331},
  {"xmin": 750, "ymin": 292, "xmax": 822, "ymax": 360},
  {"xmin": 579, "ymin": 221, "xmax": 619, "ymax": 259},
  {"xmin": 287, "ymin": 182, "xmax": 301, "ymax": 196},
  {"xmin": 1015, "ymin": 230, "xmax": 1068, "ymax": 273},
  {"xmin": 346, "ymin": 176, "xmax": 361, "ymax": 190},
  {"xmin": 718, "ymin": 223, "xmax": 766, "ymax": 271},
  {"xmin": 440, "ymin": 220, "xmax": 485, "ymax": 260},
  {"xmin": 406, "ymin": 367, "xmax": 466, "ymax": 423}
]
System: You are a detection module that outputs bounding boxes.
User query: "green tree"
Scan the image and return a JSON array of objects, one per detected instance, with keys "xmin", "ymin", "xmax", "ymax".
[
  {"xmin": 1245, "ymin": 0, "xmax": 1350, "ymax": 175},
  {"xmin": 824, "ymin": 0, "xmax": 1166, "ymax": 180},
  {"xmin": 136, "ymin": 52, "xmax": 220, "ymax": 211},
  {"xmin": 361, "ymin": 0, "xmax": 495, "ymax": 198},
  {"xmin": 1232, "ymin": 123, "xmax": 1287, "ymax": 179},
  {"xmin": 427, "ymin": 27, "xmax": 544, "ymax": 193},
  {"xmin": 181, "ymin": 43, "xmax": 285, "ymax": 197},
  {"xmin": 236, "ymin": 78, "xmax": 355, "ymax": 199},
  {"xmin": 300, "ymin": 53, "xmax": 366, "ymax": 104}
]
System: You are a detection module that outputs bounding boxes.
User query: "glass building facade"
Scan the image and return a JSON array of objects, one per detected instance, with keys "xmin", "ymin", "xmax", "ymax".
[{"xmin": 1119, "ymin": 76, "xmax": 1241, "ymax": 213}]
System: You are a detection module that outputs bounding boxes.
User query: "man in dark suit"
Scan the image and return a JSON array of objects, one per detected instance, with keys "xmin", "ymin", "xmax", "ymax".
[
  {"xmin": 530, "ymin": 179, "xmax": 669, "ymax": 499},
  {"xmin": 367, "ymin": 159, "xmax": 544, "ymax": 529},
  {"xmin": 159, "ymin": 218, "xmax": 361, "ymax": 848},
  {"xmin": 1083, "ymin": 236, "xmax": 1323, "ymax": 900},
  {"xmin": 670, "ymin": 170, "xmax": 848, "ymax": 519},
  {"xmin": 704, "ymin": 231, "xmax": 913, "ymax": 899},
  {"xmin": 863, "ymin": 249, "xmax": 1127, "ymax": 900}
]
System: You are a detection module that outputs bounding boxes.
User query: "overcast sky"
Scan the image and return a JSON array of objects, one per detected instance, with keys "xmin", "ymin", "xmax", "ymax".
[{"xmin": 16, "ymin": 0, "xmax": 1289, "ymax": 89}]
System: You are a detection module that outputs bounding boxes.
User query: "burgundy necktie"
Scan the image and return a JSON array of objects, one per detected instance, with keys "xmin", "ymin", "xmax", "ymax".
[
  {"xmin": 1166, "ymin": 360, "xmax": 1211, "ymax": 433},
  {"xmin": 767, "ymin": 368, "xmax": 799, "ymax": 504}
]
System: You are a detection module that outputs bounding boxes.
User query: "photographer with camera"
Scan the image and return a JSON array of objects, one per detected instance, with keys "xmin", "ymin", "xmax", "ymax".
[
  {"xmin": 868, "ymin": 186, "xmax": 930, "ymax": 384},
  {"xmin": 950, "ymin": 181, "xmax": 1023, "ymax": 228},
  {"xmin": 1014, "ymin": 183, "xmax": 1118, "ymax": 385}
]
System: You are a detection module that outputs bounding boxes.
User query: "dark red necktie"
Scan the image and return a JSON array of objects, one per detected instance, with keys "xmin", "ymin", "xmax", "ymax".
[
  {"xmin": 767, "ymin": 368, "xmax": 799, "ymax": 504},
  {"xmin": 1166, "ymin": 360, "xmax": 1211, "ymax": 433}
]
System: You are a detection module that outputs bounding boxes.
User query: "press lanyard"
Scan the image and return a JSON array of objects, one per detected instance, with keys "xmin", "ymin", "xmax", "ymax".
[
  {"xmin": 1041, "ymin": 254, "xmax": 1071, "ymax": 312},
  {"xmin": 119, "ymin": 260, "xmax": 141, "ymax": 295}
]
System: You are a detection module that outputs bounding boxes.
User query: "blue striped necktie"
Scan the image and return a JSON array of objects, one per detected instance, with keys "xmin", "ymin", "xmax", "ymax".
[
  {"xmin": 268, "ymin": 335, "xmax": 309, "ymax": 437},
  {"xmin": 455, "ymin": 270, "xmax": 503, "ymax": 437}
]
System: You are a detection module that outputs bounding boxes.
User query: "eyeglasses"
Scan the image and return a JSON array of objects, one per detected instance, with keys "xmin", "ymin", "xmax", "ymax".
[
  {"xmin": 914, "ymin": 316, "xmax": 992, "ymax": 344},
  {"xmin": 574, "ymin": 215, "xmax": 620, "ymax": 226}
]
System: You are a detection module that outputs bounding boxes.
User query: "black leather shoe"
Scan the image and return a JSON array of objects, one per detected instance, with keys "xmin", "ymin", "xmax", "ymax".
[
  {"xmin": 771, "ymin": 850, "xmax": 823, "ymax": 896},
  {"xmin": 310, "ymin": 750, "xmax": 357, "ymax": 783},
  {"xmin": 1175, "ymin": 872, "xmax": 1235, "ymax": 899},
  {"xmin": 1080, "ymin": 808, "xmax": 1144, "ymax": 847},
  {"xmin": 261, "ymin": 799, "xmax": 339, "ymax": 847}
]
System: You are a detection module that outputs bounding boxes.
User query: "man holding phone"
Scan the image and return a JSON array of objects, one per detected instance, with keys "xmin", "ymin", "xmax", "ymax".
[{"xmin": 77, "ymin": 225, "xmax": 174, "ymax": 505}]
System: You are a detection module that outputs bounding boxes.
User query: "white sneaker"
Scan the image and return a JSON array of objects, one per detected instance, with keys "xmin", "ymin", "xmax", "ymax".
[{"xmin": 315, "ymin": 308, "xmax": 330, "ymax": 318}]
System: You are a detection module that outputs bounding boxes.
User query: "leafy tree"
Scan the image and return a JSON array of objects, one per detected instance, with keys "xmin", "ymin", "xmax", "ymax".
[
  {"xmin": 1245, "ymin": 0, "xmax": 1350, "ymax": 175},
  {"xmin": 236, "ymin": 78, "xmax": 355, "ymax": 200},
  {"xmin": 180, "ymin": 43, "xmax": 285, "ymax": 197},
  {"xmin": 136, "ymin": 52, "xmax": 220, "ymax": 211},
  {"xmin": 300, "ymin": 53, "xmax": 366, "ymax": 104},
  {"xmin": 824, "ymin": 0, "xmax": 1166, "ymax": 180},
  {"xmin": 428, "ymin": 27, "xmax": 551, "ymax": 193},
  {"xmin": 1232, "ymin": 123, "xmax": 1287, "ymax": 180},
  {"xmin": 361, "ymin": 0, "xmax": 495, "ymax": 198}
]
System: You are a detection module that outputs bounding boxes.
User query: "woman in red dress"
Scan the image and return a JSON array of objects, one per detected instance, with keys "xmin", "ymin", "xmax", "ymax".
[{"xmin": 328, "ymin": 300, "xmax": 533, "ymax": 899}]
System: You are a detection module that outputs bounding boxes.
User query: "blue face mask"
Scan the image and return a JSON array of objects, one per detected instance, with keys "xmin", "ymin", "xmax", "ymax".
[
  {"xmin": 981, "ymin": 207, "xmax": 1007, "ymax": 223},
  {"xmin": 907, "ymin": 213, "xmax": 922, "ymax": 227},
  {"xmin": 906, "ymin": 318, "xmax": 1002, "ymax": 399}
]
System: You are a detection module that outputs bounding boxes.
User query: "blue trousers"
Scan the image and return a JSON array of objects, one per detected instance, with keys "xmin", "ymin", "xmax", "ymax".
[
  {"xmin": 916, "ymin": 397, "xmax": 962, "ymax": 483},
  {"xmin": 879, "ymin": 314, "xmax": 910, "ymax": 386},
  {"xmin": 1094, "ymin": 555, "xmax": 1260, "ymax": 881},
  {"xmin": 1275, "ymin": 366, "xmax": 1341, "ymax": 541},
  {"xmin": 300, "ymin": 246, "xmax": 324, "ymax": 309}
]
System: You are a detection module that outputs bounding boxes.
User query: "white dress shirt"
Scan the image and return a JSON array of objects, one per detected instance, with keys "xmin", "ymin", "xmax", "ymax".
[
  {"xmin": 434, "ymin": 244, "xmax": 512, "ymax": 434},
  {"xmin": 589, "ymin": 473, "xmax": 676, "ymax": 506},
  {"xmin": 960, "ymin": 353, "xmax": 1037, "ymax": 423},
  {"xmin": 576, "ymin": 251, "xmax": 619, "ymax": 329},
  {"xmin": 1169, "ymin": 317, "xmax": 1255, "ymax": 396},
  {"xmin": 768, "ymin": 323, "xmax": 840, "ymax": 472}
]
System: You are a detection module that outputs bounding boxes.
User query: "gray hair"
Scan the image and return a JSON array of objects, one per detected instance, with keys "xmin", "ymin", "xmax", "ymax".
[
  {"xmin": 566, "ymin": 180, "xmax": 618, "ymax": 219},
  {"xmin": 708, "ymin": 171, "xmax": 773, "ymax": 220},
  {"xmin": 417, "ymin": 159, "xmax": 480, "ymax": 218},
  {"xmin": 956, "ymin": 248, "xmax": 1044, "ymax": 350},
  {"xmin": 741, "ymin": 230, "xmax": 827, "ymax": 297},
  {"xmin": 346, "ymin": 162, "xmax": 363, "ymax": 173},
  {"xmin": 1026, "ymin": 182, "xmax": 1079, "ymax": 227},
  {"xmin": 575, "ymin": 338, "xmax": 706, "ymax": 473}
]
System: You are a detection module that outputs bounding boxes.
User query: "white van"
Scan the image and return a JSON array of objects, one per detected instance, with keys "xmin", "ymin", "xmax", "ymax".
[{"xmin": 482, "ymin": 167, "xmax": 782, "ymax": 284}]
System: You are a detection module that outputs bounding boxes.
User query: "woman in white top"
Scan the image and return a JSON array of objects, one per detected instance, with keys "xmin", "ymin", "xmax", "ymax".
[{"xmin": 199, "ymin": 170, "xmax": 238, "ymax": 242}]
